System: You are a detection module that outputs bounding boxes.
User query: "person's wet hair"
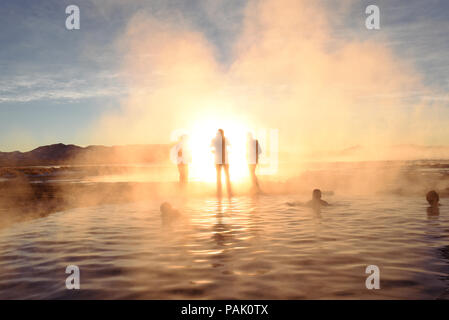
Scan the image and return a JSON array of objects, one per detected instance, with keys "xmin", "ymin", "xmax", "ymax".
[
  {"xmin": 218, "ymin": 129, "xmax": 224, "ymax": 136},
  {"xmin": 160, "ymin": 202, "xmax": 172, "ymax": 213},
  {"xmin": 426, "ymin": 190, "xmax": 439, "ymax": 206},
  {"xmin": 312, "ymin": 189, "xmax": 322, "ymax": 200}
]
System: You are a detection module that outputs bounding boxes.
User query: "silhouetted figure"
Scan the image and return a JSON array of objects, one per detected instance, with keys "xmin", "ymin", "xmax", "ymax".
[
  {"xmin": 211, "ymin": 129, "xmax": 232, "ymax": 197},
  {"xmin": 160, "ymin": 202, "xmax": 181, "ymax": 223},
  {"xmin": 246, "ymin": 132, "xmax": 262, "ymax": 193},
  {"xmin": 426, "ymin": 190, "xmax": 440, "ymax": 216},
  {"xmin": 172, "ymin": 134, "xmax": 191, "ymax": 188},
  {"xmin": 306, "ymin": 189, "xmax": 329, "ymax": 207},
  {"xmin": 287, "ymin": 189, "xmax": 330, "ymax": 208}
]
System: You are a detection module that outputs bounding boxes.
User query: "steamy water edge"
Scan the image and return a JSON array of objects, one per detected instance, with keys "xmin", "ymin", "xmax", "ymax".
[{"xmin": 0, "ymin": 194, "xmax": 448, "ymax": 299}]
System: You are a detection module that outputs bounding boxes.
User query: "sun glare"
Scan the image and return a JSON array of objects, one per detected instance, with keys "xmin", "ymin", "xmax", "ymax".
[{"xmin": 174, "ymin": 116, "xmax": 253, "ymax": 183}]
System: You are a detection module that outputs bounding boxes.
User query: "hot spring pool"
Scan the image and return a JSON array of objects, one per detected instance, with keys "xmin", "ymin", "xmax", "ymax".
[{"xmin": 0, "ymin": 195, "xmax": 448, "ymax": 299}]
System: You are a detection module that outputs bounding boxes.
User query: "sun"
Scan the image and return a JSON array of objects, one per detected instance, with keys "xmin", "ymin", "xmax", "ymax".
[{"xmin": 177, "ymin": 116, "xmax": 253, "ymax": 183}]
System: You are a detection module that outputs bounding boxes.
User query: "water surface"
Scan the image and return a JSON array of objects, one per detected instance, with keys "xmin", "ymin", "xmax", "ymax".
[{"xmin": 0, "ymin": 195, "xmax": 448, "ymax": 299}]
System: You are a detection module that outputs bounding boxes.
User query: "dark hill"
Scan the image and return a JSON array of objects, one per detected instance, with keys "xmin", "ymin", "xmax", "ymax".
[{"xmin": 0, "ymin": 143, "xmax": 171, "ymax": 167}]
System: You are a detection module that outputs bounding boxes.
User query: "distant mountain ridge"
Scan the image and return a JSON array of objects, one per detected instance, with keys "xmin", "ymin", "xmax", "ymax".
[
  {"xmin": 0, "ymin": 143, "xmax": 171, "ymax": 167},
  {"xmin": 2, "ymin": 142, "xmax": 449, "ymax": 167}
]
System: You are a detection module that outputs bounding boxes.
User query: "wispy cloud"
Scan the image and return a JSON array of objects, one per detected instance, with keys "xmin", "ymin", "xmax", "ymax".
[{"xmin": 0, "ymin": 72, "xmax": 126, "ymax": 103}]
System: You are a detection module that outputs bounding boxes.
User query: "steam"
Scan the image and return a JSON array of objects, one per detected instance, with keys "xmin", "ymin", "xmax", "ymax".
[
  {"xmin": 90, "ymin": 0, "xmax": 446, "ymax": 162},
  {"xmin": 2, "ymin": 0, "xmax": 449, "ymax": 230}
]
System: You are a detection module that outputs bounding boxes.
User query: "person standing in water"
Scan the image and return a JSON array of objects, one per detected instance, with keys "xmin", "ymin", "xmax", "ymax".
[
  {"xmin": 246, "ymin": 132, "xmax": 262, "ymax": 193},
  {"xmin": 211, "ymin": 129, "xmax": 232, "ymax": 197},
  {"xmin": 172, "ymin": 134, "xmax": 191, "ymax": 188}
]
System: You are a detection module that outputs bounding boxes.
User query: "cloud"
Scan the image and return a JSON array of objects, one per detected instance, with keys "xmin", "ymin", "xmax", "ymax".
[{"xmin": 0, "ymin": 72, "xmax": 126, "ymax": 103}]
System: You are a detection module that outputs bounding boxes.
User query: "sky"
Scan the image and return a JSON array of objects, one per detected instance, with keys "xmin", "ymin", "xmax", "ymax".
[{"xmin": 0, "ymin": 0, "xmax": 448, "ymax": 155}]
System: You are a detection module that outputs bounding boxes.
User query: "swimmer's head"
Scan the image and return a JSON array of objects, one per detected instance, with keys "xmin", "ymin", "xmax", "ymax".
[
  {"xmin": 312, "ymin": 189, "xmax": 322, "ymax": 200},
  {"xmin": 160, "ymin": 202, "xmax": 172, "ymax": 214},
  {"xmin": 218, "ymin": 129, "xmax": 224, "ymax": 137},
  {"xmin": 426, "ymin": 190, "xmax": 439, "ymax": 206}
]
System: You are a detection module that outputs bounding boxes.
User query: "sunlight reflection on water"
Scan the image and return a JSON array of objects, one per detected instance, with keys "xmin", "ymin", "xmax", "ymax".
[{"xmin": 0, "ymin": 195, "xmax": 448, "ymax": 299}]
